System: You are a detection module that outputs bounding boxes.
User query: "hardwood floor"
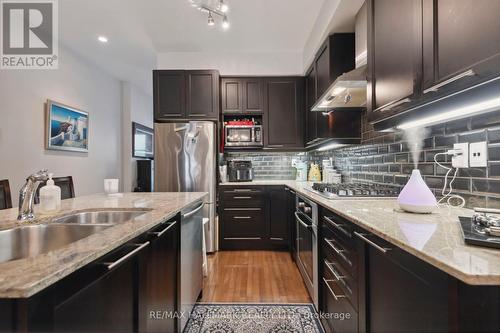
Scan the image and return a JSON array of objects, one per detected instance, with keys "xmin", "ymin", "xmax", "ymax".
[{"xmin": 200, "ymin": 251, "xmax": 311, "ymax": 303}]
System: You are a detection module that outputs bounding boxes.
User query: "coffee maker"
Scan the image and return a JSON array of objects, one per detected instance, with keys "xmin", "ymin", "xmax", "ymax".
[{"xmin": 228, "ymin": 160, "xmax": 254, "ymax": 182}]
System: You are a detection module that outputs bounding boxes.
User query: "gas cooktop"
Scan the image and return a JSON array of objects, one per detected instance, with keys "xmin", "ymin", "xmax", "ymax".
[{"xmin": 306, "ymin": 182, "xmax": 401, "ymax": 200}]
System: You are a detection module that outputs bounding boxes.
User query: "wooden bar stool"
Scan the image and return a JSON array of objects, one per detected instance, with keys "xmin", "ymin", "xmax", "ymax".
[{"xmin": 0, "ymin": 179, "xmax": 13, "ymax": 210}]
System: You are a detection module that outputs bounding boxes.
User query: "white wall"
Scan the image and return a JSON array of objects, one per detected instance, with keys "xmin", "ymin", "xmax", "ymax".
[
  {"xmin": 121, "ymin": 82, "xmax": 153, "ymax": 192},
  {"xmin": 0, "ymin": 46, "xmax": 122, "ymax": 205},
  {"xmin": 157, "ymin": 51, "xmax": 303, "ymax": 75}
]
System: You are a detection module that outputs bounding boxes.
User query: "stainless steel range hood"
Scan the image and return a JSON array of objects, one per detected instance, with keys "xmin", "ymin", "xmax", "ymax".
[{"xmin": 311, "ymin": 65, "xmax": 367, "ymax": 112}]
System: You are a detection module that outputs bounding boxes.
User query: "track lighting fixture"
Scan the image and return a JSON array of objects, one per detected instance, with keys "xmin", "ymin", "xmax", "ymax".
[{"xmin": 189, "ymin": 0, "xmax": 230, "ymax": 29}]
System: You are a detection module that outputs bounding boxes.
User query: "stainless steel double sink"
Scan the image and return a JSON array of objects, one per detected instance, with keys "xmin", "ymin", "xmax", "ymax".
[{"xmin": 0, "ymin": 210, "xmax": 148, "ymax": 263}]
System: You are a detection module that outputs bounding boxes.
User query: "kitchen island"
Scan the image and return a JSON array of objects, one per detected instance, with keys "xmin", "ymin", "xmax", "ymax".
[{"xmin": 0, "ymin": 192, "xmax": 207, "ymax": 333}]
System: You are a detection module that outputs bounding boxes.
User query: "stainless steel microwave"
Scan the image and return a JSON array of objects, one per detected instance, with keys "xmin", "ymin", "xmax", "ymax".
[{"xmin": 224, "ymin": 125, "xmax": 263, "ymax": 147}]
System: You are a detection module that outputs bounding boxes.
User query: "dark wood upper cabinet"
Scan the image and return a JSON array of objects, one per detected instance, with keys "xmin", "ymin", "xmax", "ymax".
[
  {"xmin": 367, "ymin": 0, "xmax": 422, "ymax": 123},
  {"xmin": 154, "ymin": 70, "xmax": 186, "ymax": 119},
  {"xmin": 186, "ymin": 70, "xmax": 219, "ymax": 119},
  {"xmin": 264, "ymin": 77, "xmax": 305, "ymax": 149},
  {"xmin": 154, "ymin": 70, "xmax": 219, "ymax": 121},
  {"xmin": 305, "ymin": 64, "xmax": 318, "ymax": 146},
  {"xmin": 221, "ymin": 77, "xmax": 264, "ymax": 114},
  {"xmin": 422, "ymin": 0, "xmax": 500, "ymax": 92}
]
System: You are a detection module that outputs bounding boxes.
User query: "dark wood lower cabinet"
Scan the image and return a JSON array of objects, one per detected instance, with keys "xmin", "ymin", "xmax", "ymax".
[
  {"xmin": 219, "ymin": 185, "xmax": 291, "ymax": 250},
  {"xmin": 138, "ymin": 219, "xmax": 179, "ymax": 333},
  {"xmin": 0, "ymin": 215, "xmax": 180, "ymax": 333}
]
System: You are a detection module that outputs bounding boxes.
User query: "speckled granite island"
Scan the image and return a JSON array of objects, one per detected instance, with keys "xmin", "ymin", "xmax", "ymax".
[{"xmin": 0, "ymin": 192, "xmax": 206, "ymax": 333}]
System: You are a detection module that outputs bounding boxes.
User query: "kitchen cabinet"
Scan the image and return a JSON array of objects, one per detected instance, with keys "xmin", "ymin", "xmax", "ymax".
[
  {"xmin": 285, "ymin": 187, "xmax": 297, "ymax": 260},
  {"xmin": 305, "ymin": 64, "xmax": 319, "ymax": 146},
  {"xmin": 154, "ymin": 70, "xmax": 219, "ymax": 121},
  {"xmin": 138, "ymin": 219, "xmax": 179, "ymax": 333},
  {"xmin": 264, "ymin": 77, "xmax": 305, "ymax": 149},
  {"xmin": 319, "ymin": 209, "xmax": 366, "ymax": 333},
  {"xmin": 362, "ymin": 232, "xmax": 449, "ymax": 332},
  {"xmin": 219, "ymin": 185, "xmax": 292, "ymax": 250},
  {"xmin": 304, "ymin": 34, "xmax": 359, "ymax": 147},
  {"xmin": 221, "ymin": 77, "xmax": 264, "ymax": 114},
  {"xmin": 0, "ymin": 215, "xmax": 180, "ymax": 333},
  {"xmin": 268, "ymin": 186, "xmax": 288, "ymax": 244},
  {"xmin": 422, "ymin": 0, "xmax": 500, "ymax": 92},
  {"xmin": 367, "ymin": 0, "xmax": 422, "ymax": 123}
]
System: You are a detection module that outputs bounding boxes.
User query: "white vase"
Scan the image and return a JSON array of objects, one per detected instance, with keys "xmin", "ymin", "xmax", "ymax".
[{"xmin": 397, "ymin": 169, "xmax": 437, "ymax": 214}]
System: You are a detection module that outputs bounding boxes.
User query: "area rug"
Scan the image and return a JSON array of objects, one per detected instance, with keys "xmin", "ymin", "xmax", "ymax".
[{"xmin": 184, "ymin": 303, "xmax": 324, "ymax": 333}]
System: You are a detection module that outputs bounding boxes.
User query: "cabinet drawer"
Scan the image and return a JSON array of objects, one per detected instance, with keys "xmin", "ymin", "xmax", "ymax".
[
  {"xmin": 222, "ymin": 191, "xmax": 264, "ymax": 208},
  {"xmin": 221, "ymin": 208, "xmax": 265, "ymax": 239},
  {"xmin": 321, "ymin": 273, "xmax": 358, "ymax": 333},
  {"xmin": 322, "ymin": 226, "xmax": 358, "ymax": 278},
  {"xmin": 323, "ymin": 259, "xmax": 358, "ymax": 311}
]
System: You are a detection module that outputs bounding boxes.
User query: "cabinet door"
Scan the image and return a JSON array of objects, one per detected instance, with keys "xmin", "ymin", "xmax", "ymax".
[
  {"xmin": 268, "ymin": 187, "xmax": 288, "ymax": 243},
  {"xmin": 221, "ymin": 78, "xmax": 243, "ymax": 113},
  {"xmin": 305, "ymin": 65, "xmax": 318, "ymax": 146},
  {"xmin": 154, "ymin": 70, "xmax": 186, "ymax": 120},
  {"xmin": 315, "ymin": 42, "xmax": 331, "ymax": 98},
  {"xmin": 366, "ymin": 236, "xmax": 449, "ymax": 332},
  {"xmin": 368, "ymin": 0, "xmax": 422, "ymax": 122},
  {"xmin": 264, "ymin": 78, "xmax": 305, "ymax": 149},
  {"xmin": 423, "ymin": 0, "xmax": 500, "ymax": 92},
  {"xmin": 242, "ymin": 78, "xmax": 264, "ymax": 113},
  {"xmin": 53, "ymin": 243, "xmax": 148, "ymax": 332},
  {"xmin": 186, "ymin": 70, "xmax": 219, "ymax": 119},
  {"xmin": 139, "ymin": 220, "xmax": 179, "ymax": 333}
]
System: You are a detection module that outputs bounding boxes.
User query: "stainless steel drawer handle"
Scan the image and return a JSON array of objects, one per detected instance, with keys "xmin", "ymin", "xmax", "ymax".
[
  {"xmin": 149, "ymin": 221, "xmax": 177, "ymax": 238},
  {"xmin": 103, "ymin": 242, "xmax": 150, "ymax": 270},
  {"xmin": 234, "ymin": 196, "xmax": 252, "ymax": 199},
  {"xmin": 379, "ymin": 98, "xmax": 411, "ymax": 112},
  {"xmin": 325, "ymin": 260, "xmax": 345, "ymax": 281},
  {"xmin": 267, "ymin": 145, "xmax": 284, "ymax": 148},
  {"xmin": 354, "ymin": 231, "xmax": 391, "ymax": 253},
  {"xmin": 325, "ymin": 239, "xmax": 352, "ymax": 266},
  {"xmin": 295, "ymin": 212, "xmax": 312, "ymax": 229},
  {"xmin": 183, "ymin": 202, "xmax": 204, "ymax": 218},
  {"xmin": 234, "ymin": 189, "xmax": 252, "ymax": 192},
  {"xmin": 234, "ymin": 216, "xmax": 252, "ymax": 219},
  {"xmin": 224, "ymin": 208, "xmax": 261, "ymax": 211},
  {"xmin": 324, "ymin": 216, "xmax": 351, "ymax": 238},
  {"xmin": 322, "ymin": 278, "xmax": 346, "ymax": 301},
  {"xmin": 423, "ymin": 69, "xmax": 475, "ymax": 94}
]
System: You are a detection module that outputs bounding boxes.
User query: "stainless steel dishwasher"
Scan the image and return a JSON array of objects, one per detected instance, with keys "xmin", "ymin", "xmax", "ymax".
[{"xmin": 179, "ymin": 200, "xmax": 204, "ymax": 333}]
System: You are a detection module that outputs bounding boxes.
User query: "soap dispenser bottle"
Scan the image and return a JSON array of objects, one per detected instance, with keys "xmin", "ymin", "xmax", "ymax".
[{"xmin": 40, "ymin": 173, "xmax": 61, "ymax": 213}]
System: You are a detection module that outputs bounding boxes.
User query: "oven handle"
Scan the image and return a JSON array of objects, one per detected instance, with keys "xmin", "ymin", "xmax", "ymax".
[{"xmin": 295, "ymin": 212, "xmax": 312, "ymax": 229}]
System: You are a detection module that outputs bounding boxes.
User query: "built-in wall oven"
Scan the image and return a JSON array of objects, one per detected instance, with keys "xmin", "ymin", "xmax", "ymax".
[{"xmin": 295, "ymin": 194, "xmax": 318, "ymax": 310}]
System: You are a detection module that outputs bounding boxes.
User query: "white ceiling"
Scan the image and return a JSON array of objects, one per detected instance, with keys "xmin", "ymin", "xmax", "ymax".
[{"xmin": 58, "ymin": 0, "xmax": 362, "ymax": 93}]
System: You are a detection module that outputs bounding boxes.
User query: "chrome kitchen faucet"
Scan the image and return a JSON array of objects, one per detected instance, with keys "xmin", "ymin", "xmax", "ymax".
[{"xmin": 18, "ymin": 169, "xmax": 49, "ymax": 221}]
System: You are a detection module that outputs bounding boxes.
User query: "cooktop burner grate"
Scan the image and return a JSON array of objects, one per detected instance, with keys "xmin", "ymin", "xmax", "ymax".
[{"xmin": 307, "ymin": 182, "xmax": 401, "ymax": 199}]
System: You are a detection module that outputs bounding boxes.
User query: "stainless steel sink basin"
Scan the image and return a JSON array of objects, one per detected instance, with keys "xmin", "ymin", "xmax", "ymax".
[
  {"xmin": 0, "ymin": 224, "xmax": 111, "ymax": 263},
  {"xmin": 52, "ymin": 210, "xmax": 147, "ymax": 225}
]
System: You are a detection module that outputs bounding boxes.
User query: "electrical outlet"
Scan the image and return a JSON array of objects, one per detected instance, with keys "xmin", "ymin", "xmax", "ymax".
[
  {"xmin": 452, "ymin": 143, "xmax": 469, "ymax": 168},
  {"xmin": 470, "ymin": 141, "xmax": 488, "ymax": 167}
]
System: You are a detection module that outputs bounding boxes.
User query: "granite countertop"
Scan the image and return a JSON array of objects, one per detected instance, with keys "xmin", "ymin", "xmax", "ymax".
[
  {"xmin": 0, "ymin": 192, "xmax": 207, "ymax": 298},
  {"xmin": 221, "ymin": 180, "xmax": 500, "ymax": 285}
]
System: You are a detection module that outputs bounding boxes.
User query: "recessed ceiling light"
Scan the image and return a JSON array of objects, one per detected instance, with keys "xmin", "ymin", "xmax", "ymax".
[{"xmin": 97, "ymin": 36, "xmax": 108, "ymax": 43}]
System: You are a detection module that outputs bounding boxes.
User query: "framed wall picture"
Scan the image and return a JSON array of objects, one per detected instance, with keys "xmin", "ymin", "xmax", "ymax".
[
  {"xmin": 46, "ymin": 100, "xmax": 89, "ymax": 153},
  {"xmin": 132, "ymin": 122, "xmax": 154, "ymax": 159}
]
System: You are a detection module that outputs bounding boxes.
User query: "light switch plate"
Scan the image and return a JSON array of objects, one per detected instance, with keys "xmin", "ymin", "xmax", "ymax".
[
  {"xmin": 469, "ymin": 141, "xmax": 488, "ymax": 167},
  {"xmin": 452, "ymin": 143, "xmax": 469, "ymax": 168}
]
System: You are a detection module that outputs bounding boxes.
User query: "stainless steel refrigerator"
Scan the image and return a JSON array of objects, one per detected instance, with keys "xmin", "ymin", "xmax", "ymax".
[{"xmin": 154, "ymin": 121, "xmax": 217, "ymax": 252}]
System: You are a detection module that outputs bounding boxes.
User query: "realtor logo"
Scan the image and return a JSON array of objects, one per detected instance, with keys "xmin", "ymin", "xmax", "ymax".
[{"xmin": 1, "ymin": 0, "xmax": 58, "ymax": 69}]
